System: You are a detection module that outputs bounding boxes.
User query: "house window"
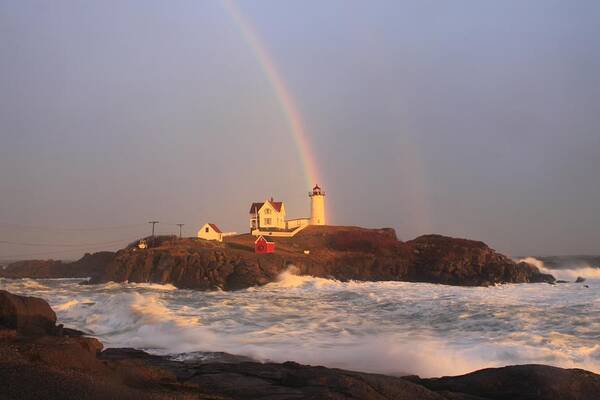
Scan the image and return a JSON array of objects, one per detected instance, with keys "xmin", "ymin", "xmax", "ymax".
[
  {"xmin": 265, "ymin": 209, "xmax": 271, "ymax": 214},
  {"xmin": 205, "ymin": 227, "xmax": 209, "ymax": 233},
  {"xmin": 264, "ymin": 218, "xmax": 272, "ymax": 225}
]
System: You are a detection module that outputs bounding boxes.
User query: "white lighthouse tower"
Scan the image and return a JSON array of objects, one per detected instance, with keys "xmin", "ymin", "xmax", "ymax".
[{"xmin": 309, "ymin": 184, "xmax": 326, "ymax": 225}]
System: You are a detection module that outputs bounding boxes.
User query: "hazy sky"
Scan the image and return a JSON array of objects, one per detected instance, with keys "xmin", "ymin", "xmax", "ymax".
[{"xmin": 1, "ymin": 0, "xmax": 599, "ymax": 259}]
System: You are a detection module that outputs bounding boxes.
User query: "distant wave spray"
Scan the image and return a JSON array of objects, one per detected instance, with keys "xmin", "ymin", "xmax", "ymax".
[{"xmin": 520, "ymin": 257, "xmax": 600, "ymax": 280}]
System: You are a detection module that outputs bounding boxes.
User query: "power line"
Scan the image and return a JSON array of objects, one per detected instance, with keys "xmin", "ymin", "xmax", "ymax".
[
  {"xmin": 0, "ymin": 222, "xmax": 146, "ymax": 232},
  {"xmin": 153, "ymin": 221, "xmax": 195, "ymax": 228},
  {"xmin": 0, "ymin": 240, "xmax": 130, "ymax": 260},
  {"xmin": 0, "ymin": 238, "xmax": 133, "ymax": 248}
]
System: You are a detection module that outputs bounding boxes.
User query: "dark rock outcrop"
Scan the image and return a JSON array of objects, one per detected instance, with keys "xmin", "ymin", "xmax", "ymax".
[
  {"xmin": 2, "ymin": 227, "xmax": 555, "ymax": 289},
  {"xmin": 412, "ymin": 364, "xmax": 600, "ymax": 400},
  {"xmin": 88, "ymin": 226, "xmax": 554, "ymax": 289},
  {"xmin": 1, "ymin": 259, "xmax": 64, "ymax": 278},
  {"xmin": 406, "ymin": 235, "xmax": 554, "ymax": 286},
  {"xmin": 0, "ymin": 251, "xmax": 115, "ymax": 280},
  {"xmin": 140, "ymin": 358, "xmax": 448, "ymax": 400},
  {"xmin": 18, "ymin": 344, "xmax": 600, "ymax": 400}
]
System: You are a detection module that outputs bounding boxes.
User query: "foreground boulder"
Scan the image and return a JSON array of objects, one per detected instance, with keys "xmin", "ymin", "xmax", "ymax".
[
  {"xmin": 0, "ymin": 291, "xmax": 172, "ymax": 400},
  {"xmin": 0, "ymin": 290, "xmax": 57, "ymax": 335}
]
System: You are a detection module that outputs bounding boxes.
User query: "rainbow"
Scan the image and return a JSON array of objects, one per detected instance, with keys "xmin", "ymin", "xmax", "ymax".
[{"xmin": 221, "ymin": 0, "xmax": 320, "ymax": 188}]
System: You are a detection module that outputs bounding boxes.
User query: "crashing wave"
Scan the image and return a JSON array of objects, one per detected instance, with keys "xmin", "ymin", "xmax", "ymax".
[
  {"xmin": 263, "ymin": 266, "xmax": 341, "ymax": 290},
  {"xmin": 1, "ymin": 272, "xmax": 598, "ymax": 377}
]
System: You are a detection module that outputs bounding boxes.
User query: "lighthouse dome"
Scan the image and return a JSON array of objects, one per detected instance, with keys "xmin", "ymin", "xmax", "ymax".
[{"xmin": 311, "ymin": 184, "xmax": 324, "ymax": 196}]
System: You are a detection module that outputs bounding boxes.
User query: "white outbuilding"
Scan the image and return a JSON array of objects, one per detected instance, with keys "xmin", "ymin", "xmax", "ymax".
[{"xmin": 197, "ymin": 223, "xmax": 223, "ymax": 242}]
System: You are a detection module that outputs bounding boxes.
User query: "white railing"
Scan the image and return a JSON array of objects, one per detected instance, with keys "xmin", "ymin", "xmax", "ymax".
[{"xmin": 251, "ymin": 224, "xmax": 308, "ymax": 238}]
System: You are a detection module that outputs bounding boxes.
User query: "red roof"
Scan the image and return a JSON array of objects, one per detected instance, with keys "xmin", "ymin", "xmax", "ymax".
[
  {"xmin": 249, "ymin": 201, "xmax": 283, "ymax": 214},
  {"xmin": 208, "ymin": 223, "xmax": 222, "ymax": 233},
  {"xmin": 270, "ymin": 201, "xmax": 283, "ymax": 212},
  {"xmin": 255, "ymin": 235, "xmax": 274, "ymax": 244}
]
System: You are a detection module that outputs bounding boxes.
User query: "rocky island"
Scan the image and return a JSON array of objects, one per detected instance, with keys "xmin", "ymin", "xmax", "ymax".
[
  {"xmin": 1, "ymin": 290, "xmax": 598, "ymax": 400},
  {"xmin": 0, "ymin": 226, "xmax": 555, "ymax": 288}
]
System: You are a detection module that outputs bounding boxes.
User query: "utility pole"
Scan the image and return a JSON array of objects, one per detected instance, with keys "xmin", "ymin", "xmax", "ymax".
[
  {"xmin": 148, "ymin": 221, "xmax": 159, "ymax": 244},
  {"xmin": 176, "ymin": 223, "xmax": 184, "ymax": 239}
]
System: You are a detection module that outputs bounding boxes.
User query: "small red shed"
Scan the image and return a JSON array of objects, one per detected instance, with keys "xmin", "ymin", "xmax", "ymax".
[{"xmin": 255, "ymin": 235, "xmax": 275, "ymax": 254}]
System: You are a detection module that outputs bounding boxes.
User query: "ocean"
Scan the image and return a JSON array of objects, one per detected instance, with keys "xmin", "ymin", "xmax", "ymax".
[{"xmin": 1, "ymin": 257, "xmax": 598, "ymax": 378}]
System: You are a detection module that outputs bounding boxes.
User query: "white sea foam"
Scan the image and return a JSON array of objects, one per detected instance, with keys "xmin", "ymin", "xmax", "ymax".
[
  {"xmin": 20, "ymin": 278, "xmax": 49, "ymax": 290},
  {"xmin": 54, "ymin": 299, "xmax": 80, "ymax": 311},
  {"xmin": 264, "ymin": 266, "xmax": 341, "ymax": 290},
  {"xmin": 125, "ymin": 282, "xmax": 178, "ymax": 291},
  {"xmin": 1, "ymin": 274, "xmax": 598, "ymax": 377}
]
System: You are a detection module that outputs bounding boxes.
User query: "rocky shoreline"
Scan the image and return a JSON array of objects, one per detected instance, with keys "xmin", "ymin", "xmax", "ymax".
[
  {"xmin": 0, "ymin": 226, "xmax": 555, "ymax": 289},
  {"xmin": 1, "ymin": 289, "xmax": 598, "ymax": 400}
]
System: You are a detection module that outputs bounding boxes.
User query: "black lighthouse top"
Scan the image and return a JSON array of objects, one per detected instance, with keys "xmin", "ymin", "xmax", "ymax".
[{"xmin": 309, "ymin": 184, "xmax": 325, "ymax": 197}]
